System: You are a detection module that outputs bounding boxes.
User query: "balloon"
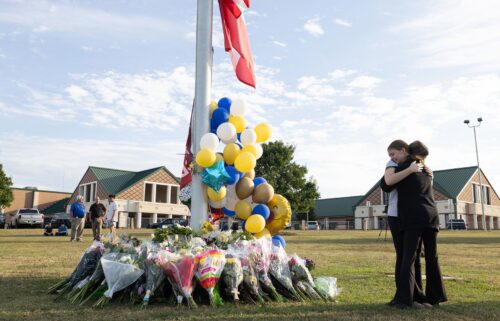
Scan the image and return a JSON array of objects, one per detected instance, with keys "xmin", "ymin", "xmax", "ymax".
[
  {"xmin": 235, "ymin": 200, "xmax": 252, "ymax": 220},
  {"xmin": 200, "ymin": 133, "xmax": 219, "ymax": 151},
  {"xmin": 245, "ymin": 214, "xmax": 266, "ymax": 234},
  {"xmin": 196, "ymin": 149, "xmax": 216, "ymax": 168},
  {"xmin": 223, "ymin": 207, "xmax": 236, "ymax": 217},
  {"xmin": 210, "ymin": 108, "xmax": 229, "ymax": 133},
  {"xmin": 236, "ymin": 177, "xmax": 254, "ymax": 199},
  {"xmin": 244, "ymin": 169, "xmax": 255, "ymax": 179},
  {"xmin": 215, "ymin": 153, "xmax": 224, "ymax": 163},
  {"xmin": 221, "ymin": 136, "xmax": 237, "ymax": 145},
  {"xmin": 230, "ymin": 98, "xmax": 247, "ymax": 116},
  {"xmin": 223, "ymin": 143, "xmax": 240, "ymax": 165},
  {"xmin": 254, "ymin": 123, "xmax": 272, "ymax": 143},
  {"xmin": 254, "ymin": 228, "xmax": 271, "ymax": 239},
  {"xmin": 240, "ymin": 128, "xmax": 257, "ymax": 146},
  {"xmin": 252, "ymin": 204, "xmax": 270, "ymax": 220},
  {"xmin": 209, "ymin": 101, "xmax": 218, "ymax": 117},
  {"xmin": 272, "ymin": 235, "xmax": 286, "ymax": 248},
  {"xmin": 241, "ymin": 144, "xmax": 258, "ymax": 157},
  {"xmin": 253, "ymin": 177, "xmax": 267, "ymax": 187},
  {"xmin": 252, "ymin": 182, "xmax": 274, "ymax": 204},
  {"xmin": 217, "ymin": 122, "xmax": 237, "ymax": 142},
  {"xmin": 207, "ymin": 186, "xmax": 226, "ymax": 202},
  {"xmin": 241, "ymin": 220, "xmax": 246, "ymax": 232},
  {"xmin": 254, "ymin": 144, "xmax": 263, "ymax": 159},
  {"xmin": 201, "ymin": 161, "xmax": 230, "ymax": 191},
  {"xmin": 209, "ymin": 198, "xmax": 227, "ymax": 209},
  {"xmin": 225, "ymin": 165, "xmax": 241, "ymax": 185},
  {"xmin": 229, "ymin": 115, "xmax": 246, "ymax": 133},
  {"xmin": 266, "ymin": 194, "xmax": 292, "ymax": 235},
  {"xmin": 225, "ymin": 184, "xmax": 239, "ymax": 211},
  {"xmin": 234, "ymin": 152, "xmax": 256, "ymax": 173},
  {"xmin": 218, "ymin": 97, "xmax": 232, "ymax": 112}
]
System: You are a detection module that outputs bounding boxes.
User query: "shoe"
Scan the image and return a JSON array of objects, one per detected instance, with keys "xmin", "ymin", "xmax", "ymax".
[
  {"xmin": 420, "ymin": 302, "xmax": 433, "ymax": 308},
  {"xmin": 412, "ymin": 302, "xmax": 425, "ymax": 309},
  {"xmin": 70, "ymin": 239, "xmax": 76, "ymax": 242},
  {"xmin": 393, "ymin": 303, "xmax": 410, "ymax": 309},
  {"xmin": 386, "ymin": 300, "xmax": 397, "ymax": 306},
  {"xmin": 76, "ymin": 238, "xmax": 82, "ymax": 242}
]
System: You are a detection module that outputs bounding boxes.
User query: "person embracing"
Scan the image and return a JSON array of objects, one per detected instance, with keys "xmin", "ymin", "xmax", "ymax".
[{"xmin": 69, "ymin": 195, "xmax": 86, "ymax": 242}]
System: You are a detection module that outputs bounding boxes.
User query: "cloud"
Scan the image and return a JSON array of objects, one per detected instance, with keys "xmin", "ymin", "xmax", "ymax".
[
  {"xmin": 333, "ymin": 18, "xmax": 352, "ymax": 27},
  {"xmin": 393, "ymin": 0, "xmax": 500, "ymax": 70},
  {"xmin": 348, "ymin": 75, "xmax": 382, "ymax": 90},
  {"xmin": 272, "ymin": 40, "xmax": 287, "ymax": 47},
  {"xmin": 303, "ymin": 18, "xmax": 324, "ymax": 37}
]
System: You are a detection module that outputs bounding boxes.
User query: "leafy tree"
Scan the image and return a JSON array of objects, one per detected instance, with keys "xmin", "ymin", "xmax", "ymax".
[
  {"xmin": 255, "ymin": 141, "xmax": 320, "ymax": 216},
  {"xmin": 0, "ymin": 164, "xmax": 14, "ymax": 210}
]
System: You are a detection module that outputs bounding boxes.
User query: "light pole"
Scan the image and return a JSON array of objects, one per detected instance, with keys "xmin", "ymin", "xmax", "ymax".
[{"xmin": 464, "ymin": 117, "xmax": 487, "ymax": 231}]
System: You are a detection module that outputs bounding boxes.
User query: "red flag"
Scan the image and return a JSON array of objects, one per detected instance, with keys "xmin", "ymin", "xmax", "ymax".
[
  {"xmin": 180, "ymin": 104, "xmax": 194, "ymax": 191},
  {"xmin": 219, "ymin": 0, "xmax": 256, "ymax": 88}
]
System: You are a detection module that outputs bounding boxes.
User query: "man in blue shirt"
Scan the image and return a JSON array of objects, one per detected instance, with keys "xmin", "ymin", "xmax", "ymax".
[{"xmin": 70, "ymin": 195, "xmax": 86, "ymax": 242}]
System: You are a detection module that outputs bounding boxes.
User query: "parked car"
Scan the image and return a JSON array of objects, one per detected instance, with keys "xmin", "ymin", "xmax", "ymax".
[
  {"xmin": 148, "ymin": 218, "xmax": 188, "ymax": 229},
  {"xmin": 446, "ymin": 219, "xmax": 466, "ymax": 230},
  {"xmin": 11, "ymin": 208, "xmax": 44, "ymax": 228},
  {"xmin": 307, "ymin": 221, "xmax": 320, "ymax": 230},
  {"xmin": 50, "ymin": 214, "xmax": 72, "ymax": 229}
]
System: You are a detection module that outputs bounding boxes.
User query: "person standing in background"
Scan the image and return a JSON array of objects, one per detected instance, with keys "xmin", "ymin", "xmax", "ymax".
[
  {"xmin": 106, "ymin": 194, "xmax": 118, "ymax": 239},
  {"xmin": 69, "ymin": 195, "xmax": 86, "ymax": 242},
  {"xmin": 89, "ymin": 196, "xmax": 106, "ymax": 241}
]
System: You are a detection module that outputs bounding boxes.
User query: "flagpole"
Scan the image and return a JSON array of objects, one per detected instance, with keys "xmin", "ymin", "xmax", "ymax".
[{"xmin": 191, "ymin": 0, "xmax": 213, "ymax": 231}]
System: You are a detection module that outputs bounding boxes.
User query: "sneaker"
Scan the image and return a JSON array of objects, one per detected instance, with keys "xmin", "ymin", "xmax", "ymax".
[
  {"xmin": 393, "ymin": 303, "xmax": 410, "ymax": 309},
  {"xmin": 412, "ymin": 302, "xmax": 425, "ymax": 309},
  {"xmin": 70, "ymin": 239, "xmax": 76, "ymax": 242},
  {"xmin": 420, "ymin": 302, "xmax": 433, "ymax": 308},
  {"xmin": 76, "ymin": 238, "xmax": 82, "ymax": 242}
]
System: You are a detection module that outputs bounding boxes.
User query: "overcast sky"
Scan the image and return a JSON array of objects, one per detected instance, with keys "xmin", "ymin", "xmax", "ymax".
[{"xmin": 1, "ymin": 0, "xmax": 499, "ymax": 198}]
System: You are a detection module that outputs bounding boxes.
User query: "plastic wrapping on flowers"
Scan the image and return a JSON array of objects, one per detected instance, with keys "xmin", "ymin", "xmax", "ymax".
[{"xmin": 195, "ymin": 249, "xmax": 226, "ymax": 307}]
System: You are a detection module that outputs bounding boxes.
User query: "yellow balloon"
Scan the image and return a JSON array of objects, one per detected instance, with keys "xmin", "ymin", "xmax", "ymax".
[
  {"xmin": 234, "ymin": 152, "xmax": 256, "ymax": 173},
  {"xmin": 223, "ymin": 143, "xmax": 240, "ymax": 165},
  {"xmin": 207, "ymin": 186, "xmax": 226, "ymax": 202},
  {"xmin": 241, "ymin": 144, "xmax": 258, "ymax": 157},
  {"xmin": 196, "ymin": 149, "xmax": 216, "ymax": 168},
  {"xmin": 229, "ymin": 115, "xmax": 246, "ymax": 133},
  {"xmin": 215, "ymin": 153, "xmax": 224, "ymax": 163},
  {"xmin": 209, "ymin": 101, "xmax": 218, "ymax": 117},
  {"xmin": 245, "ymin": 214, "xmax": 266, "ymax": 234},
  {"xmin": 254, "ymin": 227, "xmax": 271, "ymax": 238},
  {"xmin": 235, "ymin": 200, "xmax": 252, "ymax": 220},
  {"xmin": 266, "ymin": 194, "xmax": 292, "ymax": 235},
  {"xmin": 255, "ymin": 123, "xmax": 272, "ymax": 143}
]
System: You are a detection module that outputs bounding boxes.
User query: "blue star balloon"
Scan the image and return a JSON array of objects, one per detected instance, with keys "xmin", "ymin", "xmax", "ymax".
[{"xmin": 201, "ymin": 160, "xmax": 230, "ymax": 192}]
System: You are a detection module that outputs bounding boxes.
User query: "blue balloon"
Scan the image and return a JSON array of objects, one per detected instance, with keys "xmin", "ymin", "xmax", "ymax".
[
  {"xmin": 225, "ymin": 166, "xmax": 241, "ymax": 185},
  {"xmin": 210, "ymin": 108, "xmax": 229, "ymax": 133},
  {"xmin": 253, "ymin": 177, "xmax": 267, "ymax": 187},
  {"xmin": 272, "ymin": 235, "xmax": 286, "ymax": 248},
  {"xmin": 202, "ymin": 161, "xmax": 230, "ymax": 191},
  {"xmin": 223, "ymin": 207, "xmax": 236, "ymax": 217},
  {"xmin": 241, "ymin": 220, "xmax": 246, "ymax": 232},
  {"xmin": 252, "ymin": 204, "xmax": 270, "ymax": 220},
  {"xmin": 237, "ymin": 132, "xmax": 241, "ymax": 142},
  {"xmin": 218, "ymin": 97, "xmax": 232, "ymax": 113}
]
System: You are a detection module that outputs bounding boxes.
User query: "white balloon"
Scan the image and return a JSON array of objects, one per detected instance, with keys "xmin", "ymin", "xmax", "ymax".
[
  {"xmin": 230, "ymin": 99, "xmax": 247, "ymax": 116},
  {"xmin": 240, "ymin": 128, "xmax": 257, "ymax": 146},
  {"xmin": 255, "ymin": 144, "xmax": 263, "ymax": 159},
  {"xmin": 217, "ymin": 122, "xmax": 237, "ymax": 142},
  {"xmin": 209, "ymin": 198, "xmax": 227, "ymax": 209},
  {"xmin": 225, "ymin": 184, "xmax": 239, "ymax": 211},
  {"xmin": 221, "ymin": 136, "xmax": 237, "ymax": 145},
  {"xmin": 200, "ymin": 133, "xmax": 219, "ymax": 150}
]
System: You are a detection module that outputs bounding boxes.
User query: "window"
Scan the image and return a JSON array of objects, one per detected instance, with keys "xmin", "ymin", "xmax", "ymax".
[
  {"xmin": 483, "ymin": 185, "xmax": 491, "ymax": 205},
  {"xmin": 145, "ymin": 183, "xmax": 153, "ymax": 202},
  {"xmin": 78, "ymin": 182, "xmax": 96, "ymax": 202},
  {"xmin": 473, "ymin": 184, "xmax": 480, "ymax": 203},
  {"xmin": 170, "ymin": 186, "xmax": 179, "ymax": 204},
  {"xmin": 472, "ymin": 184, "xmax": 491, "ymax": 205},
  {"xmin": 156, "ymin": 185, "xmax": 168, "ymax": 203}
]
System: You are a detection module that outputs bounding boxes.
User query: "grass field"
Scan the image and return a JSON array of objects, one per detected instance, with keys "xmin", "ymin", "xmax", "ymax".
[{"xmin": 0, "ymin": 229, "xmax": 499, "ymax": 321}]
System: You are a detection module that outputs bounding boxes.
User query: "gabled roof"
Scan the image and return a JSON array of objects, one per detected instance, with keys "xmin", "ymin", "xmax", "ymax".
[
  {"xmin": 315, "ymin": 195, "xmax": 364, "ymax": 218},
  {"xmin": 41, "ymin": 197, "xmax": 70, "ymax": 215},
  {"xmin": 432, "ymin": 166, "xmax": 477, "ymax": 198},
  {"xmin": 88, "ymin": 166, "xmax": 177, "ymax": 195}
]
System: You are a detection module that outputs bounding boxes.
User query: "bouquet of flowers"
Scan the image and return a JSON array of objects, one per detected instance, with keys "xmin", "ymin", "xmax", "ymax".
[
  {"xmin": 239, "ymin": 255, "xmax": 265, "ymax": 304},
  {"xmin": 269, "ymin": 246, "xmax": 303, "ymax": 301},
  {"xmin": 248, "ymin": 238, "xmax": 282, "ymax": 302},
  {"xmin": 288, "ymin": 254, "xmax": 324, "ymax": 300},
  {"xmin": 221, "ymin": 252, "xmax": 243, "ymax": 301},
  {"xmin": 140, "ymin": 243, "xmax": 166, "ymax": 307},
  {"xmin": 157, "ymin": 251, "xmax": 197, "ymax": 308},
  {"xmin": 195, "ymin": 248, "xmax": 226, "ymax": 306},
  {"xmin": 314, "ymin": 276, "xmax": 342, "ymax": 301}
]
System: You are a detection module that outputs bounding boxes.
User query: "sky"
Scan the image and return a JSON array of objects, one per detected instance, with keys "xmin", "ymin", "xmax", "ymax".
[{"xmin": 1, "ymin": 0, "xmax": 500, "ymax": 199}]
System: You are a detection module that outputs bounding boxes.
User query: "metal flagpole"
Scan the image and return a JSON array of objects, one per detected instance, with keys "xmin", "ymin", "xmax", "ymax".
[{"xmin": 191, "ymin": 0, "xmax": 213, "ymax": 231}]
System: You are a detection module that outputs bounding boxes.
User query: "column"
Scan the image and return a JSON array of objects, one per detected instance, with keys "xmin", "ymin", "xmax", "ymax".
[
  {"xmin": 473, "ymin": 214, "xmax": 478, "ymax": 229},
  {"xmin": 136, "ymin": 212, "xmax": 142, "ymax": 229},
  {"xmin": 489, "ymin": 216, "xmax": 493, "ymax": 230},
  {"xmin": 324, "ymin": 217, "xmax": 329, "ymax": 230},
  {"xmin": 152, "ymin": 213, "xmax": 158, "ymax": 224},
  {"xmin": 373, "ymin": 217, "xmax": 379, "ymax": 230}
]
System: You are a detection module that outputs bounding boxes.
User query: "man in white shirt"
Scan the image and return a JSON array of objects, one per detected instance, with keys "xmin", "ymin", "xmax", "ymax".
[{"xmin": 106, "ymin": 194, "xmax": 118, "ymax": 239}]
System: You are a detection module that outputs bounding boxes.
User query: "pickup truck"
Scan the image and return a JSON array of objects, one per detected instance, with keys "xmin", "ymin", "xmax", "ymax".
[{"xmin": 11, "ymin": 208, "xmax": 44, "ymax": 228}]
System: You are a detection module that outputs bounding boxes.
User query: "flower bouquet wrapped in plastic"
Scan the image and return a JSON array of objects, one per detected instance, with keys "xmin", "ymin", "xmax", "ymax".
[
  {"xmin": 195, "ymin": 248, "xmax": 226, "ymax": 307},
  {"xmin": 221, "ymin": 252, "xmax": 243, "ymax": 301},
  {"xmin": 269, "ymin": 246, "xmax": 303, "ymax": 301},
  {"xmin": 314, "ymin": 276, "xmax": 342, "ymax": 301},
  {"xmin": 239, "ymin": 255, "xmax": 266, "ymax": 304},
  {"xmin": 157, "ymin": 251, "xmax": 197, "ymax": 308},
  {"xmin": 93, "ymin": 252, "xmax": 144, "ymax": 308},
  {"xmin": 288, "ymin": 254, "xmax": 325, "ymax": 301},
  {"xmin": 248, "ymin": 238, "xmax": 282, "ymax": 302},
  {"xmin": 141, "ymin": 244, "xmax": 165, "ymax": 307}
]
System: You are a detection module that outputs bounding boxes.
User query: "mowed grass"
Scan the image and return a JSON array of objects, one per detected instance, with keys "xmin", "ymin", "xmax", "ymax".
[{"xmin": 0, "ymin": 229, "xmax": 499, "ymax": 321}]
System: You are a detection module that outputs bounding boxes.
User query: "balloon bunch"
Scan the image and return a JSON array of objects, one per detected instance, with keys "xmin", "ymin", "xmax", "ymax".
[{"xmin": 194, "ymin": 97, "xmax": 291, "ymax": 246}]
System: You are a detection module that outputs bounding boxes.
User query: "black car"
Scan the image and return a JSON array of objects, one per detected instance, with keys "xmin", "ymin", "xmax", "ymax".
[
  {"xmin": 148, "ymin": 218, "xmax": 188, "ymax": 229},
  {"xmin": 446, "ymin": 219, "xmax": 466, "ymax": 230}
]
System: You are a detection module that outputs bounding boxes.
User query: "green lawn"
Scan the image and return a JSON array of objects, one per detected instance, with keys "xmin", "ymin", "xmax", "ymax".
[{"xmin": 0, "ymin": 229, "xmax": 499, "ymax": 321}]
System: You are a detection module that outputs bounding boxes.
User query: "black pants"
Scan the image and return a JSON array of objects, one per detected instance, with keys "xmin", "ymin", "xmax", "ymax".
[
  {"xmin": 388, "ymin": 216, "xmax": 425, "ymax": 303},
  {"xmin": 398, "ymin": 228, "xmax": 447, "ymax": 305}
]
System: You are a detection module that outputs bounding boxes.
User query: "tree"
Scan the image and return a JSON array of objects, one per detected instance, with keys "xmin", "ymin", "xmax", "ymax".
[
  {"xmin": 255, "ymin": 141, "xmax": 320, "ymax": 216},
  {"xmin": 0, "ymin": 164, "xmax": 14, "ymax": 210}
]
